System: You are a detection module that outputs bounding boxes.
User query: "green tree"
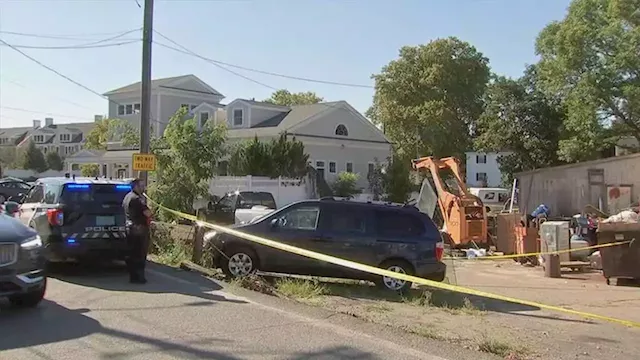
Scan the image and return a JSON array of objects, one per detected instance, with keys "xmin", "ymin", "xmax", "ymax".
[
  {"xmin": 228, "ymin": 133, "xmax": 309, "ymax": 178},
  {"xmin": 368, "ymin": 37, "xmax": 491, "ymax": 159},
  {"xmin": 80, "ymin": 163, "xmax": 99, "ymax": 177},
  {"xmin": 17, "ymin": 141, "xmax": 48, "ymax": 173},
  {"xmin": 263, "ymin": 89, "xmax": 324, "ymax": 106},
  {"xmin": 45, "ymin": 151, "xmax": 65, "ymax": 171},
  {"xmin": 383, "ymin": 154, "xmax": 413, "ymax": 203},
  {"xmin": 0, "ymin": 147, "xmax": 17, "ymax": 168},
  {"xmin": 535, "ymin": 0, "xmax": 640, "ymax": 161},
  {"xmin": 85, "ymin": 118, "xmax": 140, "ymax": 150},
  {"xmin": 475, "ymin": 66, "xmax": 567, "ymax": 184},
  {"xmin": 269, "ymin": 133, "xmax": 309, "ymax": 178},
  {"xmin": 332, "ymin": 172, "xmax": 361, "ymax": 197},
  {"xmin": 148, "ymin": 108, "xmax": 227, "ymax": 220}
]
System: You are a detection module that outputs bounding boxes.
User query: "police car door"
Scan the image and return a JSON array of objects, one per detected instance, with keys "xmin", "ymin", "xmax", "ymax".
[{"xmin": 19, "ymin": 184, "xmax": 45, "ymax": 227}]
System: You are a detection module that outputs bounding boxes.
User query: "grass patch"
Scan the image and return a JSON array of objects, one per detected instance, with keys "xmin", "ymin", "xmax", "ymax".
[
  {"xmin": 364, "ymin": 303, "xmax": 392, "ymax": 313},
  {"xmin": 477, "ymin": 338, "xmax": 527, "ymax": 358},
  {"xmin": 275, "ymin": 278, "xmax": 327, "ymax": 300},
  {"xmin": 402, "ymin": 290, "xmax": 484, "ymax": 315},
  {"xmin": 229, "ymin": 275, "xmax": 277, "ymax": 295}
]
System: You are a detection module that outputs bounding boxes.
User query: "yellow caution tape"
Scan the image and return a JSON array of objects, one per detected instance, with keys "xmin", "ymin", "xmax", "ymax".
[
  {"xmin": 444, "ymin": 240, "xmax": 632, "ymax": 261},
  {"xmin": 146, "ymin": 196, "xmax": 640, "ymax": 329}
]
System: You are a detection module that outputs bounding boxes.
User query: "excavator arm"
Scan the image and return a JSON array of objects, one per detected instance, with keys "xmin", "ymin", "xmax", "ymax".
[{"xmin": 412, "ymin": 156, "xmax": 488, "ymax": 247}]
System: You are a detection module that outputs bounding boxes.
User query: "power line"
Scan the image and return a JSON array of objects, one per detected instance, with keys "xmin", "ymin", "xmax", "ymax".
[
  {"xmin": 0, "ymin": 77, "xmax": 96, "ymax": 111},
  {"xmin": 1, "ymin": 106, "xmax": 96, "ymax": 121},
  {"xmin": 0, "ymin": 28, "xmax": 141, "ymax": 50},
  {"xmin": 152, "ymin": 34, "xmax": 277, "ymax": 91},
  {"xmin": 0, "ymin": 28, "xmax": 142, "ymax": 41},
  {"xmin": 0, "ymin": 40, "xmax": 140, "ymax": 50},
  {"xmin": 0, "ymin": 38, "xmax": 169, "ymax": 125},
  {"xmin": 153, "ymin": 31, "xmax": 374, "ymax": 89}
]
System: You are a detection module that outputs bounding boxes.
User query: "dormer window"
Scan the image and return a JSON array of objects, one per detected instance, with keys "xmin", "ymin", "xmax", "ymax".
[
  {"xmin": 60, "ymin": 133, "xmax": 71, "ymax": 142},
  {"xmin": 335, "ymin": 124, "xmax": 348, "ymax": 136},
  {"xmin": 233, "ymin": 109, "xmax": 244, "ymax": 126},
  {"xmin": 0, "ymin": 138, "xmax": 8, "ymax": 145},
  {"xmin": 33, "ymin": 135, "xmax": 45, "ymax": 143}
]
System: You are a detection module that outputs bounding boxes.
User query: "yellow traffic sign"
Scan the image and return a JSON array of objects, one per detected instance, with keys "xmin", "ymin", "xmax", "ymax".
[{"xmin": 132, "ymin": 153, "xmax": 156, "ymax": 171}]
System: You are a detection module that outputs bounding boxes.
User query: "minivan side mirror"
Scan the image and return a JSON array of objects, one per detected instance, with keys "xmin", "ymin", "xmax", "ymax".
[{"xmin": 270, "ymin": 217, "xmax": 286, "ymax": 228}]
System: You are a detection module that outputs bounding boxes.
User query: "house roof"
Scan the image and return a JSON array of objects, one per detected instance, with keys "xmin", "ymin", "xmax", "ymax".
[
  {"xmin": 103, "ymin": 74, "xmax": 224, "ymax": 97},
  {"xmin": 1, "ymin": 121, "xmax": 97, "ymax": 146},
  {"xmin": 0, "ymin": 126, "xmax": 33, "ymax": 139},
  {"xmin": 225, "ymin": 100, "xmax": 392, "ymax": 144}
]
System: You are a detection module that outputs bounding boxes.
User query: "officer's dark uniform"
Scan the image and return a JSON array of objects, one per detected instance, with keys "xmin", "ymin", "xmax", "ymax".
[{"xmin": 122, "ymin": 189, "xmax": 150, "ymax": 283}]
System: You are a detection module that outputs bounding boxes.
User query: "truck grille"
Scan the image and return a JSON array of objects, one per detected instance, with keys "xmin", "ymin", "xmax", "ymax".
[{"xmin": 0, "ymin": 243, "xmax": 18, "ymax": 267}]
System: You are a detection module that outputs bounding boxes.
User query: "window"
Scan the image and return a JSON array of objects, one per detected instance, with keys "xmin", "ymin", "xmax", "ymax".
[
  {"xmin": 278, "ymin": 206, "xmax": 321, "ymax": 230},
  {"xmin": 44, "ymin": 184, "xmax": 60, "ymax": 204},
  {"xmin": 200, "ymin": 112, "xmax": 210, "ymax": 128},
  {"xmin": 315, "ymin": 160, "xmax": 325, "ymax": 179},
  {"xmin": 216, "ymin": 195, "xmax": 235, "ymax": 211},
  {"xmin": 24, "ymin": 185, "xmax": 44, "ymax": 204},
  {"xmin": 191, "ymin": 104, "xmax": 197, "ymax": 111},
  {"xmin": 476, "ymin": 172, "xmax": 487, "ymax": 183},
  {"xmin": 180, "ymin": 104, "xmax": 189, "ymax": 109},
  {"xmin": 33, "ymin": 135, "xmax": 44, "ymax": 143},
  {"xmin": 476, "ymin": 154, "xmax": 487, "ymax": 164},
  {"xmin": 233, "ymin": 109, "xmax": 244, "ymax": 126},
  {"xmin": 335, "ymin": 124, "xmax": 348, "ymax": 136},
  {"xmin": 329, "ymin": 161, "xmax": 336, "ymax": 174},
  {"xmin": 134, "ymin": 103, "xmax": 141, "ymax": 113},
  {"xmin": 60, "ymin": 133, "xmax": 71, "ymax": 142},
  {"xmin": 325, "ymin": 206, "xmax": 367, "ymax": 234},
  {"xmin": 118, "ymin": 105, "xmax": 125, "ymax": 116},
  {"xmin": 368, "ymin": 162, "xmax": 375, "ymax": 175},
  {"xmin": 0, "ymin": 138, "xmax": 8, "ymax": 145},
  {"xmin": 126, "ymin": 104, "xmax": 133, "ymax": 115},
  {"xmin": 375, "ymin": 210, "xmax": 424, "ymax": 237},
  {"xmin": 180, "ymin": 104, "xmax": 197, "ymax": 111},
  {"xmin": 346, "ymin": 162, "xmax": 353, "ymax": 173}
]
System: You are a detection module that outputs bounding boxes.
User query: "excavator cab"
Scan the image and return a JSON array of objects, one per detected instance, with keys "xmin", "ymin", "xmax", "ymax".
[{"xmin": 412, "ymin": 156, "xmax": 488, "ymax": 248}]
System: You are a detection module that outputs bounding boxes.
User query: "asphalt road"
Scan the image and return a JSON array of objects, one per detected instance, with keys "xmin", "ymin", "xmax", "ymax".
[{"xmin": 0, "ymin": 262, "xmax": 483, "ymax": 360}]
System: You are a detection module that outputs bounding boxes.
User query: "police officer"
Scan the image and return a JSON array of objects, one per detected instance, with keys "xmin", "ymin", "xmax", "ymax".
[{"xmin": 122, "ymin": 178, "xmax": 152, "ymax": 284}]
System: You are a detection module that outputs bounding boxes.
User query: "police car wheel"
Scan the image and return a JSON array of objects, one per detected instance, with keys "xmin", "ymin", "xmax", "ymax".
[{"xmin": 222, "ymin": 247, "xmax": 258, "ymax": 278}]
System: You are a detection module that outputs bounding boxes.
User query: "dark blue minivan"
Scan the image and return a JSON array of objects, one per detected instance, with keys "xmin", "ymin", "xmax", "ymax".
[{"xmin": 205, "ymin": 197, "xmax": 446, "ymax": 291}]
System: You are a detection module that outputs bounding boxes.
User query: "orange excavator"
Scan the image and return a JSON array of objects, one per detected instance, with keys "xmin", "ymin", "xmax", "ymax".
[{"xmin": 412, "ymin": 156, "xmax": 489, "ymax": 248}]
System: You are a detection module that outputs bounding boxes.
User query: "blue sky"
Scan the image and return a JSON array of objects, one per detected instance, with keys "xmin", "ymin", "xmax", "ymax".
[{"xmin": 0, "ymin": 0, "xmax": 572, "ymax": 128}]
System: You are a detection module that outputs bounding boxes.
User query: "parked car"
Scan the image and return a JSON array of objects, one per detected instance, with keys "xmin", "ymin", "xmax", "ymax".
[
  {"xmin": 16, "ymin": 176, "xmax": 132, "ymax": 263},
  {"xmin": 204, "ymin": 197, "xmax": 446, "ymax": 292},
  {"xmin": 0, "ymin": 178, "xmax": 32, "ymax": 203},
  {"xmin": 199, "ymin": 191, "xmax": 277, "ymax": 225},
  {"xmin": 0, "ymin": 212, "xmax": 47, "ymax": 307}
]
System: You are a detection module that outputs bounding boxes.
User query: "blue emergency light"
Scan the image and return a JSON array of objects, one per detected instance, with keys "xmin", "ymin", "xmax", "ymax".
[
  {"xmin": 115, "ymin": 184, "xmax": 132, "ymax": 191},
  {"xmin": 64, "ymin": 183, "xmax": 131, "ymax": 191},
  {"xmin": 66, "ymin": 184, "xmax": 90, "ymax": 190},
  {"xmin": 66, "ymin": 238, "xmax": 77, "ymax": 244}
]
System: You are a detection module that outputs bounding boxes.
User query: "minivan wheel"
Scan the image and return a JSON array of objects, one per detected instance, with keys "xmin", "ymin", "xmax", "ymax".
[
  {"xmin": 221, "ymin": 247, "xmax": 258, "ymax": 278},
  {"xmin": 377, "ymin": 260, "xmax": 414, "ymax": 292}
]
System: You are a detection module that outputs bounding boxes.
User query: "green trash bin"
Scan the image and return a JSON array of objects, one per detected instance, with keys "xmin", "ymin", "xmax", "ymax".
[{"xmin": 597, "ymin": 222, "xmax": 640, "ymax": 285}]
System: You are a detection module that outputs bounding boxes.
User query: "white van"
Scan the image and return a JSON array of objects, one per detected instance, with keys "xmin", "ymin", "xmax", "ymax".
[{"xmin": 469, "ymin": 187, "xmax": 511, "ymax": 213}]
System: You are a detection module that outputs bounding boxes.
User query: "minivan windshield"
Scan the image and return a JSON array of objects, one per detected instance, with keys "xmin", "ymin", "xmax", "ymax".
[{"xmin": 60, "ymin": 183, "xmax": 131, "ymax": 204}]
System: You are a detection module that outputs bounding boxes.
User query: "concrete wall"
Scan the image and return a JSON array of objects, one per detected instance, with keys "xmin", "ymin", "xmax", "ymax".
[{"xmin": 516, "ymin": 153, "xmax": 640, "ymax": 217}]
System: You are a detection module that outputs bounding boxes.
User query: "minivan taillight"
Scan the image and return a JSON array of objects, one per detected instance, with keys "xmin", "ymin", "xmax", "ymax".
[
  {"xmin": 47, "ymin": 208, "xmax": 64, "ymax": 226},
  {"xmin": 435, "ymin": 241, "xmax": 444, "ymax": 261}
]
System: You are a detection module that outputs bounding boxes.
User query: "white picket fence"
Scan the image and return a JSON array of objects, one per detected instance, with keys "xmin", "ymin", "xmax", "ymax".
[{"xmin": 2, "ymin": 169, "xmax": 80, "ymax": 179}]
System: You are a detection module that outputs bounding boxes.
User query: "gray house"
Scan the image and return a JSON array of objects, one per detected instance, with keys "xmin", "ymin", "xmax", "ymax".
[{"xmin": 103, "ymin": 74, "xmax": 225, "ymax": 138}]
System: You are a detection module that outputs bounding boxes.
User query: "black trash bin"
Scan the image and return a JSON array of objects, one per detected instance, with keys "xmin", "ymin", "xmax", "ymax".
[{"xmin": 596, "ymin": 222, "xmax": 640, "ymax": 285}]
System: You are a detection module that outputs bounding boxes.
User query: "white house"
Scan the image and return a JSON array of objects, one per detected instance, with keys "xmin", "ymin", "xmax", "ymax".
[
  {"xmin": 204, "ymin": 99, "xmax": 393, "ymax": 189},
  {"xmin": 103, "ymin": 74, "xmax": 225, "ymax": 138},
  {"xmin": 465, "ymin": 151, "xmax": 511, "ymax": 187}
]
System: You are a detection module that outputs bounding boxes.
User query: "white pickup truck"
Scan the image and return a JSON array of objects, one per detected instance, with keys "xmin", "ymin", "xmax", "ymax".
[{"xmin": 198, "ymin": 191, "xmax": 277, "ymax": 225}]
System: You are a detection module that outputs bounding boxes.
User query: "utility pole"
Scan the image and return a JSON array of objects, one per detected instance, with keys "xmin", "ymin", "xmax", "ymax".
[{"xmin": 139, "ymin": 0, "xmax": 154, "ymax": 185}]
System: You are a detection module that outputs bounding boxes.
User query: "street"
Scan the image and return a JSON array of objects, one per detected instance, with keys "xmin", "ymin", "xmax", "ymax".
[{"xmin": 0, "ymin": 262, "xmax": 492, "ymax": 360}]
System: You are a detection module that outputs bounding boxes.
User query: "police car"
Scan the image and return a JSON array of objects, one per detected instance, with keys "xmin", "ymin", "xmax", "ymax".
[{"xmin": 16, "ymin": 176, "xmax": 131, "ymax": 263}]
